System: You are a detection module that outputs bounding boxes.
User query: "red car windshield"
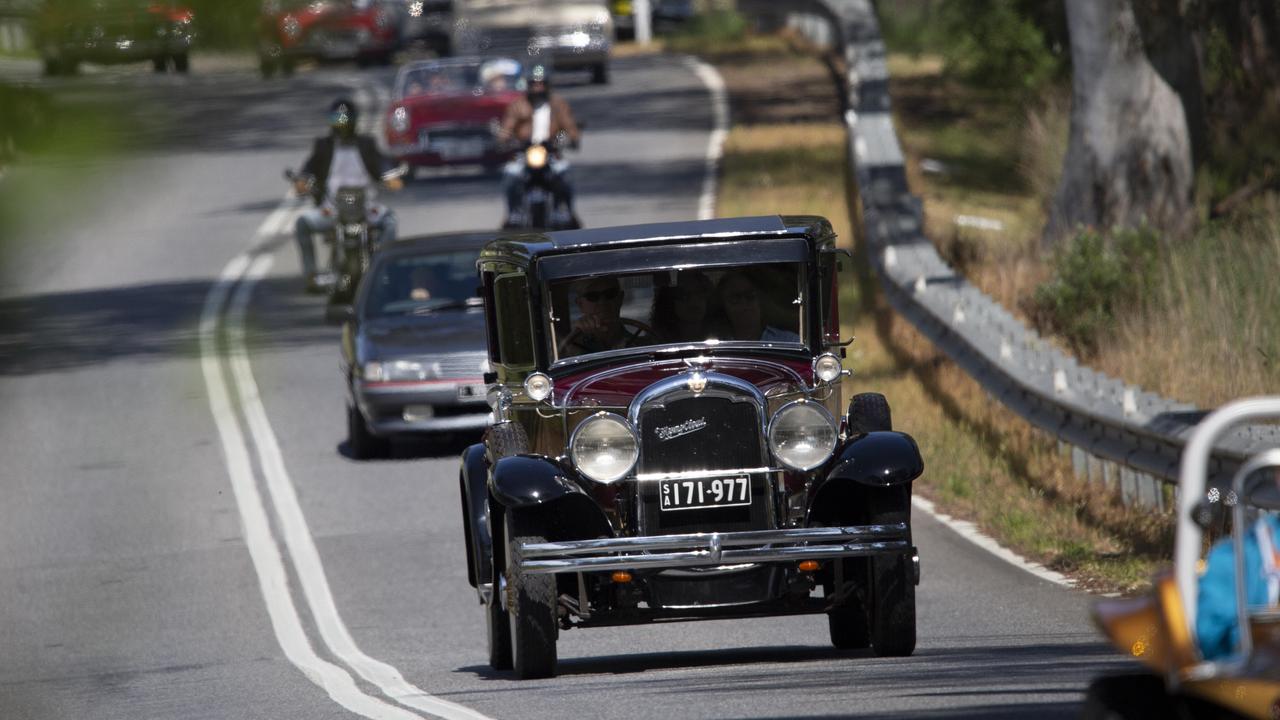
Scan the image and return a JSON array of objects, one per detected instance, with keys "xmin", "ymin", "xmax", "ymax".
[{"xmin": 396, "ymin": 59, "xmax": 524, "ymax": 100}]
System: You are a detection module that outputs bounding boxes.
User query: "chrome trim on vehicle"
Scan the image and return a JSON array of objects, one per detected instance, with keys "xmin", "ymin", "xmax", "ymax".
[
  {"xmin": 635, "ymin": 467, "xmax": 780, "ymax": 482},
  {"xmin": 514, "ymin": 523, "xmax": 910, "ymax": 574}
]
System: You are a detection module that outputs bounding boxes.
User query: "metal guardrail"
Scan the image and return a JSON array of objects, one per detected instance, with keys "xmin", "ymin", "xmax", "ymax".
[{"xmin": 748, "ymin": 0, "xmax": 1280, "ymax": 507}]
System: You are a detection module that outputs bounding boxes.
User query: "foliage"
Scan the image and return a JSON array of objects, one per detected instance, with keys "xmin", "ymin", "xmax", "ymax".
[
  {"xmin": 878, "ymin": 0, "xmax": 1067, "ymax": 98},
  {"xmin": 1029, "ymin": 225, "xmax": 1160, "ymax": 356},
  {"xmin": 664, "ymin": 7, "xmax": 747, "ymax": 53}
]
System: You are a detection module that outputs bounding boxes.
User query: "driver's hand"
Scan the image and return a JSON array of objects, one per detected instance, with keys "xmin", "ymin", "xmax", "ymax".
[
  {"xmin": 292, "ymin": 179, "xmax": 309, "ymax": 196},
  {"xmin": 382, "ymin": 177, "xmax": 405, "ymax": 192}
]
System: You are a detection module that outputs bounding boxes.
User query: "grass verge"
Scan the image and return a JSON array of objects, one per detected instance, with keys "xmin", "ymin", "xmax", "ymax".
[{"xmin": 704, "ymin": 32, "xmax": 1168, "ymax": 594}]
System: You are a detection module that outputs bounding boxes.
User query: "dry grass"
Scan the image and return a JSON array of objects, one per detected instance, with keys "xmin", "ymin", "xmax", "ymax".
[{"xmin": 707, "ymin": 39, "xmax": 1169, "ymax": 593}]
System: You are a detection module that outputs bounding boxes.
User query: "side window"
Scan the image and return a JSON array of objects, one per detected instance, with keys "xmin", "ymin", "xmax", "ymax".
[
  {"xmin": 494, "ymin": 273, "xmax": 535, "ymax": 368},
  {"xmin": 481, "ymin": 270, "xmax": 500, "ymax": 362},
  {"xmin": 819, "ymin": 251, "xmax": 841, "ymax": 345}
]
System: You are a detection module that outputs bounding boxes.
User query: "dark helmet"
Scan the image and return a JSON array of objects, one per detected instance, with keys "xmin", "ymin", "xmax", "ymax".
[
  {"xmin": 526, "ymin": 63, "xmax": 550, "ymax": 103},
  {"xmin": 329, "ymin": 98, "xmax": 358, "ymax": 138}
]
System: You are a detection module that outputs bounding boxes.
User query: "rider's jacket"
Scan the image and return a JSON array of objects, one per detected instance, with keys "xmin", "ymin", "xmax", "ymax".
[
  {"xmin": 1197, "ymin": 513, "xmax": 1280, "ymax": 659},
  {"xmin": 499, "ymin": 95, "xmax": 580, "ymax": 147},
  {"xmin": 300, "ymin": 135, "xmax": 389, "ymax": 206}
]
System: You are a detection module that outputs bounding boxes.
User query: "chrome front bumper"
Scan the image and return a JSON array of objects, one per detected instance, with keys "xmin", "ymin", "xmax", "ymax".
[{"xmin": 516, "ymin": 523, "xmax": 911, "ymax": 575}]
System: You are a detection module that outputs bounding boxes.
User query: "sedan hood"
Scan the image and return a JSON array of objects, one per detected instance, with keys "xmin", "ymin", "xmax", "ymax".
[{"xmin": 359, "ymin": 311, "xmax": 486, "ymax": 361}]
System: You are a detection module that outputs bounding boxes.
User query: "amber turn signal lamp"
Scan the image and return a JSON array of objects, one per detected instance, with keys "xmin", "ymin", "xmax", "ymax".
[
  {"xmin": 611, "ymin": 571, "xmax": 633, "ymax": 583},
  {"xmin": 798, "ymin": 561, "xmax": 821, "ymax": 572}
]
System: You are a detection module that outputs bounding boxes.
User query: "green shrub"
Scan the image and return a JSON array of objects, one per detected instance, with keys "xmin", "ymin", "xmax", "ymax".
[{"xmin": 1030, "ymin": 226, "xmax": 1161, "ymax": 355}]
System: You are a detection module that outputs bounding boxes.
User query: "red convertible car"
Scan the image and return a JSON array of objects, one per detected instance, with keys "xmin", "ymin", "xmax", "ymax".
[
  {"xmin": 258, "ymin": 0, "xmax": 404, "ymax": 77},
  {"xmin": 384, "ymin": 57, "xmax": 524, "ymax": 171}
]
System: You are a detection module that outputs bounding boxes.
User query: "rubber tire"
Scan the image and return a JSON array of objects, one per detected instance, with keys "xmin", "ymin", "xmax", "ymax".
[
  {"xmin": 591, "ymin": 63, "xmax": 608, "ymax": 84},
  {"xmin": 347, "ymin": 404, "xmax": 389, "ymax": 460},
  {"xmin": 153, "ymin": 56, "xmax": 168, "ymax": 73},
  {"xmin": 506, "ymin": 510, "xmax": 557, "ymax": 679},
  {"xmin": 259, "ymin": 56, "xmax": 277, "ymax": 78},
  {"xmin": 486, "ymin": 504, "xmax": 513, "ymax": 670},
  {"xmin": 1079, "ymin": 673, "xmax": 1177, "ymax": 720},
  {"xmin": 281, "ymin": 58, "xmax": 296, "ymax": 77},
  {"xmin": 42, "ymin": 57, "xmax": 62, "ymax": 76},
  {"xmin": 847, "ymin": 392, "xmax": 892, "ymax": 435},
  {"xmin": 489, "ymin": 422, "xmax": 529, "ymax": 459},
  {"xmin": 172, "ymin": 53, "xmax": 189, "ymax": 73},
  {"xmin": 827, "ymin": 583, "xmax": 870, "ymax": 649},
  {"xmin": 868, "ymin": 487, "xmax": 915, "ymax": 657}
]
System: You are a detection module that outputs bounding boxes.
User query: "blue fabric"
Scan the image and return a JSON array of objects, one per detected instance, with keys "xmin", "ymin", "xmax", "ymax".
[{"xmin": 1196, "ymin": 514, "xmax": 1280, "ymax": 659}]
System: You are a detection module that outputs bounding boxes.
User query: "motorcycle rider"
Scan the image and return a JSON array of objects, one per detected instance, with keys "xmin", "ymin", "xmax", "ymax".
[
  {"xmin": 293, "ymin": 98, "xmax": 403, "ymax": 291},
  {"xmin": 497, "ymin": 63, "xmax": 582, "ymax": 228}
]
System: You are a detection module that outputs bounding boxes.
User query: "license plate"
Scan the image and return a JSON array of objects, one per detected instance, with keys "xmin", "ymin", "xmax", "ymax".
[
  {"xmin": 433, "ymin": 138, "xmax": 485, "ymax": 160},
  {"xmin": 659, "ymin": 476, "xmax": 751, "ymax": 512},
  {"xmin": 457, "ymin": 383, "xmax": 486, "ymax": 400},
  {"xmin": 321, "ymin": 41, "xmax": 357, "ymax": 58}
]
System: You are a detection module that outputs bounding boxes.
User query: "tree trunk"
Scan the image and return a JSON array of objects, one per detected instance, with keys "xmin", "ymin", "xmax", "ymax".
[{"xmin": 1044, "ymin": 0, "xmax": 1195, "ymax": 247}]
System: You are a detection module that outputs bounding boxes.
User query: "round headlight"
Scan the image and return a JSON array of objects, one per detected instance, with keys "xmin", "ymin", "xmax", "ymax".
[
  {"xmin": 814, "ymin": 353, "xmax": 843, "ymax": 383},
  {"xmin": 768, "ymin": 401, "xmax": 837, "ymax": 471},
  {"xmin": 523, "ymin": 372, "xmax": 553, "ymax": 402},
  {"xmin": 390, "ymin": 106, "xmax": 410, "ymax": 134},
  {"xmin": 570, "ymin": 413, "xmax": 638, "ymax": 484}
]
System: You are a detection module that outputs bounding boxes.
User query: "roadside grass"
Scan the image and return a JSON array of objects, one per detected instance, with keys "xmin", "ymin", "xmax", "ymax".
[
  {"xmin": 884, "ymin": 38, "xmax": 1280, "ymax": 411},
  {"xmin": 704, "ymin": 35, "xmax": 1167, "ymax": 593}
]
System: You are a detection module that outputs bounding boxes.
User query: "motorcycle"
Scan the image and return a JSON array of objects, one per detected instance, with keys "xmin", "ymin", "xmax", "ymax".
[
  {"xmin": 504, "ymin": 132, "xmax": 580, "ymax": 231},
  {"xmin": 286, "ymin": 164, "xmax": 406, "ymax": 309}
]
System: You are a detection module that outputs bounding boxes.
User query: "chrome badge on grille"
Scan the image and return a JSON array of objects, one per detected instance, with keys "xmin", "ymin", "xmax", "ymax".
[{"xmin": 656, "ymin": 418, "xmax": 708, "ymax": 441}]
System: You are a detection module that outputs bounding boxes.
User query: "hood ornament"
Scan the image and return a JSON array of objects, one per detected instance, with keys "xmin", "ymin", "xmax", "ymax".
[{"xmin": 687, "ymin": 371, "xmax": 707, "ymax": 394}]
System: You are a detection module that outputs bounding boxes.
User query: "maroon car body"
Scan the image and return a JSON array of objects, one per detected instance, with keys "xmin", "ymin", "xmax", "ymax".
[
  {"xmin": 384, "ymin": 57, "xmax": 524, "ymax": 170},
  {"xmin": 258, "ymin": 0, "xmax": 403, "ymax": 77}
]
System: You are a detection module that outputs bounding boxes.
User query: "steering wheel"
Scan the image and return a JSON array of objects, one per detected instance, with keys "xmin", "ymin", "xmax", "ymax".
[{"xmin": 620, "ymin": 317, "xmax": 656, "ymax": 339}]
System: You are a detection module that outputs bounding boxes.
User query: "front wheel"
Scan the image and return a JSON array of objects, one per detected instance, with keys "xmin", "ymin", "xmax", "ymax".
[
  {"xmin": 1080, "ymin": 673, "xmax": 1177, "ymax": 720},
  {"xmin": 827, "ymin": 560, "xmax": 870, "ymax": 649},
  {"xmin": 505, "ymin": 510, "xmax": 557, "ymax": 679},
  {"xmin": 486, "ymin": 505, "xmax": 513, "ymax": 670},
  {"xmin": 591, "ymin": 63, "xmax": 608, "ymax": 84},
  {"xmin": 172, "ymin": 53, "xmax": 189, "ymax": 73},
  {"xmin": 346, "ymin": 403, "xmax": 389, "ymax": 459},
  {"xmin": 153, "ymin": 56, "xmax": 168, "ymax": 73},
  {"xmin": 868, "ymin": 487, "xmax": 915, "ymax": 657}
]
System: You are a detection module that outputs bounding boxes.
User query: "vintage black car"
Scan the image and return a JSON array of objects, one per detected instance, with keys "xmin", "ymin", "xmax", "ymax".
[
  {"xmin": 35, "ymin": 0, "xmax": 195, "ymax": 76},
  {"xmin": 458, "ymin": 215, "xmax": 925, "ymax": 678},
  {"xmin": 340, "ymin": 232, "xmax": 493, "ymax": 459}
]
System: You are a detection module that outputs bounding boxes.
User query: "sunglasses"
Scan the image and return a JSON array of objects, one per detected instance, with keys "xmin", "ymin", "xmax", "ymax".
[{"xmin": 580, "ymin": 287, "xmax": 621, "ymax": 303}]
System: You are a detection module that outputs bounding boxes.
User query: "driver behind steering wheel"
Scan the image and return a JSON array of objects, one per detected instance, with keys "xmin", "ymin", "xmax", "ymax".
[
  {"xmin": 294, "ymin": 98, "xmax": 403, "ymax": 291},
  {"xmin": 497, "ymin": 63, "xmax": 582, "ymax": 228},
  {"xmin": 558, "ymin": 277, "xmax": 646, "ymax": 357}
]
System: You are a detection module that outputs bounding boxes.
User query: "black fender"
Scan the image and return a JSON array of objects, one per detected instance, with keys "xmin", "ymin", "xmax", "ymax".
[
  {"xmin": 807, "ymin": 431, "xmax": 923, "ymax": 525},
  {"xmin": 488, "ymin": 454, "xmax": 613, "ymax": 544},
  {"xmin": 459, "ymin": 442, "xmax": 490, "ymax": 588},
  {"xmin": 489, "ymin": 454, "xmax": 586, "ymax": 509}
]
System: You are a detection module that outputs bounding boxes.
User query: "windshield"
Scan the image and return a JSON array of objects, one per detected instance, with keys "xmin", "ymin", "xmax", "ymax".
[
  {"xmin": 396, "ymin": 58, "xmax": 523, "ymax": 100},
  {"xmin": 546, "ymin": 264, "xmax": 805, "ymax": 361},
  {"xmin": 364, "ymin": 250, "xmax": 481, "ymax": 318}
]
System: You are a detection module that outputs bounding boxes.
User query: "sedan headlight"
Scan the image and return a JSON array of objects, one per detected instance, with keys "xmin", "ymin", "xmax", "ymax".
[
  {"xmin": 390, "ymin": 106, "xmax": 410, "ymax": 134},
  {"xmin": 570, "ymin": 412, "xmax": 639, "ymax": 483},
  {"xmin": 768, "ymin": 400, "xmax": 837, "ymax": 471}
]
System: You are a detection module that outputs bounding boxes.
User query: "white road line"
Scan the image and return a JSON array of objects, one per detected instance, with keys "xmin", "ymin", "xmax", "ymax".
[
  {"xmin": 911, "ymin": 496, "xmax": 1075, "ymax": 588},
  {"xmin": 686, "ymin": 57, "xmax": 729, "ymax": 220},
  {"xmin": 226, "ymin": 256, "xmax": 493, "ymax": 720},
  {"xmin": 200, "ymin": 239, "xmax": 424, "ymax": 720}
]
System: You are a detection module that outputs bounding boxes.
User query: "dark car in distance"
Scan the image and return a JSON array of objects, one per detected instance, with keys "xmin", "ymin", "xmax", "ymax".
[
  {"xmin": 459, "ymin": 215, "xmax": 925, "ymax": 678},
  {"xmin": 340, "ymin": 232, "xmax": 494, "ymax": 459},
  {"xmin": 35, "ymin": 0, "xmax": 195, "ymax": 76}
]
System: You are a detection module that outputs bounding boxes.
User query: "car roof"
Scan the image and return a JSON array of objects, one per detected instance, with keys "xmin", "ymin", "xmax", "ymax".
[
  {"xmin": 379, "ymin": 230, "xmax": 500, "ymax": 258},
  {"xmin": 479, "ymin": 215, "xmax": 834, "ymax": 266}
]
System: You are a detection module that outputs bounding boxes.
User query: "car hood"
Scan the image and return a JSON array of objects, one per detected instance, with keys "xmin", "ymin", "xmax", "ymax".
[
  {"xmin": 397, "ymin": 93, "xmax": 516, "ymax": 126},
  {"xmin": 555, "ymin": 356, "xmax": 810, "ymax": 408},
  {"xmin": 358, "ymin": 311, "xmax": 487, "ymax": 361}
]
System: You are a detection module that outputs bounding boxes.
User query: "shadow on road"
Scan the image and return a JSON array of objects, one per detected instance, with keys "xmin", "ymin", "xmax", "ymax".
[
  {"xmin": 336, "ymin": 430, "xmax": 481, "ymax": 461},
  {"xmin": 0, "ymin": 275, "xmax": 333, "ymax": 375}
]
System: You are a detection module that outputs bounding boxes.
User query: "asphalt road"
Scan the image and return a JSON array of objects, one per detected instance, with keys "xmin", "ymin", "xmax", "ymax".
[{"xmin": 0, "ymin": 54, "xmax": 1133, "ymax": 720}]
